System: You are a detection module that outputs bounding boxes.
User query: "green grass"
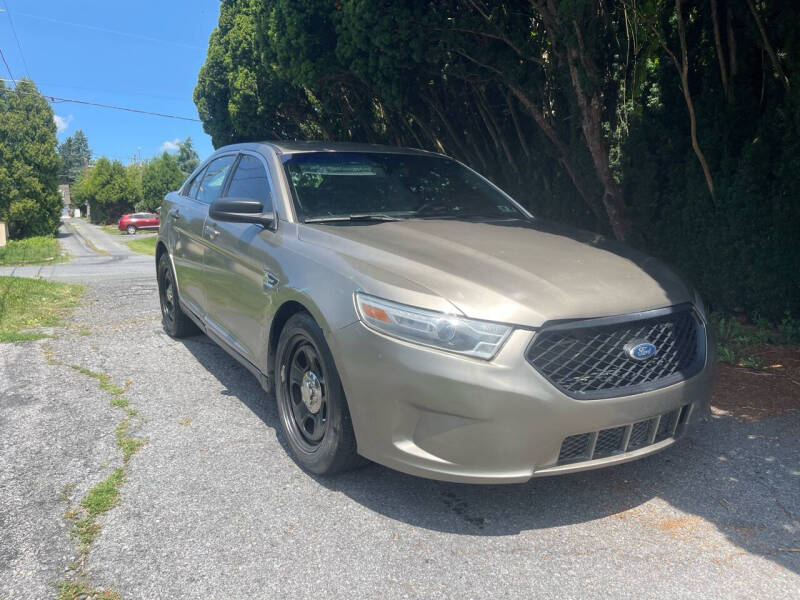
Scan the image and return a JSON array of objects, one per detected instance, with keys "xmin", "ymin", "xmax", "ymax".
[
  {"xmin": 56, "ymin": 580, "xmax": 121, "ymax": 600},
  {"xmin": 0, "ymin": 236, "xmax": 63, "ymax": 265},
  {"xmin": 0, "ymin": 277, "xmax": 85, "ymax": 342},
  {"xmin": 116, "ymin": 418, "xmax": 145, "ymax": 462},
  {"xmin": 81, "ymin": 468, "xmax": 124, "ymax": 517},
  {"xmin": 124, "ymin": 235, "xmax": 157, "ymax": 255},
  {"xmin": 100, "ymin": 224, "xmax": 125, "ymax": 236},
  {"xmin": 68, "ymin": 365, "xmax": 126, "ymax": 396},
  {"xmin": 71, "ymin": 516, "xmax": 102, "ymax": 549}
]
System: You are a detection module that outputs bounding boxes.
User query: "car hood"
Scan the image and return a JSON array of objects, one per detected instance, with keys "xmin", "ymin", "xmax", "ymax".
[{"xmin": 299, "ymin": 218, "xmax": 692, "ymax": 328}]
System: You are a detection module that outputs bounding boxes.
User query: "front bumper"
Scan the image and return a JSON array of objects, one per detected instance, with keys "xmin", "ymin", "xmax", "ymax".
[{"xmin": 330, "ymin": 321, "xmax": 715, "ymax": 484}]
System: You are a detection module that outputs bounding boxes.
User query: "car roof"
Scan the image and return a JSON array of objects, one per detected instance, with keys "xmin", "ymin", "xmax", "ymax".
[{"xmin": 211, "ymin": 141, "xmax": 445, "ymax": 158}]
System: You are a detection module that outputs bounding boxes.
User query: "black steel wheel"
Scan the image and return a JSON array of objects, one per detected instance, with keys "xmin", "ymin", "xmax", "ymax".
[
  {"xmin": 157, "ymin": 253, "xmax": 198, "ymax": 338},
  {"xmin": 275, "ymin": 312, "xmax": 363, "ymax": 475}
]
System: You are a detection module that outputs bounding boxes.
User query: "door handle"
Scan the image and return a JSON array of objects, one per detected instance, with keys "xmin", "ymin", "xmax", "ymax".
[
  {"xmin": 168, "ymin": 208, "xmax": 181, "ymax": 220},
  {"xmin": 204, "ymin": 224, "xmax": 220, "ymax": 240}
]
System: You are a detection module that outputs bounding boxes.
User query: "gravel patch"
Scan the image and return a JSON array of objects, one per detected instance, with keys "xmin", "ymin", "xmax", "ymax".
[{"xmin": 1, "ymin": 275, "xmax": 798, "ymax": 599}]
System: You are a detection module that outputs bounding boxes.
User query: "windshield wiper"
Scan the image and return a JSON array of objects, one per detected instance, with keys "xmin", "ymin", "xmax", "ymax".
[{"xmin": 304, "ymin": 214, "xmax": 404, "ymax": 224}]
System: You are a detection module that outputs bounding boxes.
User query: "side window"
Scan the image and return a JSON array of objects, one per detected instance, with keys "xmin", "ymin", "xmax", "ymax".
[
  {"xmin": 196, "ymin": 155, "xmax": 235, "ymax": 205},
  {"xmin": 186, "ymin": 167, "xmax": 206, "ymax": 199},
  {"xmin": 225, "ymin": 155, "xmax": 273, "ymax": 206}
]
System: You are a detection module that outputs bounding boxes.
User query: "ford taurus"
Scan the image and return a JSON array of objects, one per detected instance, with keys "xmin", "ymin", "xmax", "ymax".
[{"xmin": 155, "ymin": 141, "xmax": 715, "ymax": 483}]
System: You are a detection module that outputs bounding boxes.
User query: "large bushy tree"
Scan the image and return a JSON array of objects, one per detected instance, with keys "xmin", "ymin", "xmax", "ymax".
[
  {"xmin": 139, "ymin": 152, "xmax": 185, "ymax": 212},
  {"xmin": 0, "ymin": 79, "xmax": 62, "ymax": 239},
  {"xmin": 72, "ymin": 158, "xmax": 140, "ymax": 225},
  {"xmin": 195, "ymin": 0, "xmax": 800, "ymax": 320}
]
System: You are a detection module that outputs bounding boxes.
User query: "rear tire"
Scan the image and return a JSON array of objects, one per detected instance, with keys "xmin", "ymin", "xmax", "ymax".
[
  {"xmin": 157, "ymin": 253, "xmax": 199, "ymax": 338},
  {"xmin": 274, "ymin": 312, "xmax": 364, "ymax": 475}
]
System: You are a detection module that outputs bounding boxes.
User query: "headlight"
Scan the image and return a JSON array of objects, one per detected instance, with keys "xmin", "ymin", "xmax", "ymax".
[{"xmin": 355, "ymin": 293, "xmax": 512, "ymax": 359}]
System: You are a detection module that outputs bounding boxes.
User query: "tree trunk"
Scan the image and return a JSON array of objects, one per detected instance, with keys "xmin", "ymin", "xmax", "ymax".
[
  {"xmin": 529, "ymin": 0, "xmax": 629, "ymax": 240},
  {"xmin": 475, "ymin": 88, "xmax": 519, "ymax": 176},
  {"xmin": 711, "ymin": 0, "xmax": 730, "ymax": 102},
  {"xmin": 563, "ymin": 42, "xmax": 629, "ymax": 240},
  {"xmin": 746, "ymin": 0, "xmax": 790, "ymax": 92},
  {"xmin": 674, "ymin": 0, "xmax": 716, "ymax": 201},
  {"xmin": 505, "ymin": 91, "xmax": 531, "ymax": 159},
  {"xmin": 506, "ymin": 82, "xmax": 605, "ymax": 223}
]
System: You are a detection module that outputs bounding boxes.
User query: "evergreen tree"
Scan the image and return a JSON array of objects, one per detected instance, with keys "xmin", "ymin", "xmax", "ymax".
[
  {"xmin": 140, "ymin": 152, "xmax": 185, "ymax": 212},
  {"xmin": 0, "ymin": 79, "xmax": 62, "ymax": 239},
  {"xmin": 176, "ymin": 137, "xmax": 200, "ymax": 175},
  {"xmin": 58, "ymin": 130, "xmax": 92, "ymax": 184}
]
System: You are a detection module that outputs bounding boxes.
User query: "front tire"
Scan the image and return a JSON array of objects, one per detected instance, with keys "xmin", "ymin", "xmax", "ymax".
[
  {"xmin": 157, "ymin": 253, "xmax": 199, "ymax": 338},
  {"xmin": 127, "ymin": 225, "xmax": 137, "ymax": 235},
  {"xmin": 274, "ymin": 312, "xmax": 363, "ymax": 475}
]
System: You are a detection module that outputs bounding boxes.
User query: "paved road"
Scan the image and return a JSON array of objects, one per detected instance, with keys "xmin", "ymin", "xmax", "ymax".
[
  {"xmin": 0, "ymin": 224, "xmax": 798, "ymax": 598},
  {"xmin": 0, "ymin": 218, "xmax": 153, "ymax": 281}
]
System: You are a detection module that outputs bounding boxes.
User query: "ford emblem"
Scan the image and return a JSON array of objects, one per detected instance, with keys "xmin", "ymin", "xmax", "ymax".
[{"xmin": 624, "ymin": 340, "xmax": 657, "ymax": 361}]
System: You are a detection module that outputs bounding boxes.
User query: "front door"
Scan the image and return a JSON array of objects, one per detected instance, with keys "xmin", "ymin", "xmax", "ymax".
[
  {"xmin": 172, "ymin": 154, "xmax": 236, "ymax": 317},
  {"xmin": 203, "ymin": 152, "xmax": 284, "ymax": 370}
]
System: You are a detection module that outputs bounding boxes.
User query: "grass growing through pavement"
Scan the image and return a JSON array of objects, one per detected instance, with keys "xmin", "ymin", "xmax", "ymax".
[
  {"xmin": 81, "ymin": 468, "xmax": 124, "ymax": 516},
  {"xmin": 0, "ymin": 236, "xmax": 64, "ymax": 265},
  {"xmin": 68, "ymin": 365, "xmax": 127, "ymax": 396},
  {"xmin": 124, "ymin": 236, "xmax": 157, "ymax": 256},
  {"xmin": 51, "ymin": 357, "xmax": 144, "ymax": 599},
  {"xmin": 0, "ymin": 277, "xmax": 85, "ymax": 342}
]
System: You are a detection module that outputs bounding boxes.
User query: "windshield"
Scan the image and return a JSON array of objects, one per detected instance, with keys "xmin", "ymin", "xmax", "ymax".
[{"xmin": 282, "ymin": 152, "xmax": 527, "ymax": 223}]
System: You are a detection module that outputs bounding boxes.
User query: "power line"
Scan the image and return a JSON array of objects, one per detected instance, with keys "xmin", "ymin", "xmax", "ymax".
[
  {"xmin": 13, "ymin": 10, "xmax": 202, "ymax": 51},
  {"xmin": 0, "ymin": 46, "xmax": 13, "ymax": 83},
  {"xmin": 1, "ymin": 0, "xmax": 31, "ymax": 78},
  {"xmin": 0, "ymin": 80, "xmax": 201, "ymax": 122}
]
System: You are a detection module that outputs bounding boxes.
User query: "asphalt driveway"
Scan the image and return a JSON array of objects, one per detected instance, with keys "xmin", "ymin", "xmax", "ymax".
[{"xmin": 1, "ymin": 223, "xmax": 798, "ymax": 598}]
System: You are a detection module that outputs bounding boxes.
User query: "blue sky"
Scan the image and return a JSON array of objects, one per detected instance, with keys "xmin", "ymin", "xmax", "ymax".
[{"xmin": 0, "ymin": 0, "xmax": 220, "ymax": 163}]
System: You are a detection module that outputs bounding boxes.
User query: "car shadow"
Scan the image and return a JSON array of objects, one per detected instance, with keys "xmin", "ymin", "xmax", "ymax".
[{"xmin": 180, "ymin": 334, "xmax": 799, "ymax": 575}]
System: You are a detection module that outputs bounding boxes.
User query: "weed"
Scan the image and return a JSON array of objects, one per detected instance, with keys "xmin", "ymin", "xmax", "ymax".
[
  {"xmin": 60, "ymin": 483, "xmax": 77, "ymax": 502},
  {"xmin": 0, "ymin": 277, "xmax": 84, "ymax": 343},
  {"xmin": 71, "ymin": 517, "xmax": 102, "ymax": 550},
  {"xmin": 56, "ymin": 579, "xmax": 120, "ymax": 600},
  {"xmin": 116, "ymin": 419, "xmax": 144, "ymax": 462},
  {"xmin": 711, "ymin": 314, "xmax": 792, "ymax": 368},
  {"xmin": 81, "ymin": 468, "xmax": 124, "ymax": 517},
  {"xmin": 0, "ymin": 236, "xmax": 63, "ymax": 265},
  {"xmin": 109, "ymin": 396, "xmax": 129, "ymax": 408},
  {"xmin": 778, "ymin": 312, "xmax": 800, "ymax": 344},
  {"xmin": 68, "ymin": 365, "xmax": 126, "ymax": 397}
]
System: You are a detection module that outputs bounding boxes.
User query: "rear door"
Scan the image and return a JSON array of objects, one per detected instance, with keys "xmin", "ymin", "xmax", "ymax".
[
  {"xmin": 171, "ymin": 154, "xmax": 236, "ymax": 317},
  {"xmin": 203, "ymin": 152, "xmax": 283, "ymax": 368}
]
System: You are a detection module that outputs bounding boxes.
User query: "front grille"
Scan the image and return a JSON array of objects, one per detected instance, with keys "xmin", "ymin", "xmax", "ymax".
[
  {"xmin": 526, "ymin": 304, "xmax": 705, "ymax": 399},
  {"xmin": 556, "ymin": 405, "xmax": 689, "ymax": 465}
]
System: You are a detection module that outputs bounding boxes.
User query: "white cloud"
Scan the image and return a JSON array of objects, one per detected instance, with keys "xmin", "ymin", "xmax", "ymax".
[
  {"xmin": 159, "ymin": 138, "xmax": 181, "ymax": 153},
  {"xmin": 54, "ymin": 114, "xmax": 73, "ymax": 134}
]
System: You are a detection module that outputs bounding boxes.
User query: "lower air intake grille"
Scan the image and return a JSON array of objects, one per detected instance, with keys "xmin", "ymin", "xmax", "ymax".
[
  {"xmin": 526, "ymin": 304, "xmax": 705, "ymax": 399},
  {"xmin": 556, "ymin": 405, "xmax": 690, "ymax": 466}
]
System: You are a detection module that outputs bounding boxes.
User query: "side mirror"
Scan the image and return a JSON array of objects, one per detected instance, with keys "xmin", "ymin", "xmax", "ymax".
[{"xmin": 209, "ymin": 197, "xmax": 274, "ymax": 227}]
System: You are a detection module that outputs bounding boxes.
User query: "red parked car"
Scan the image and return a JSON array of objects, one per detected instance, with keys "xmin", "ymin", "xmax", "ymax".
[{"xmin": 118, "ymin": 212, "xmax": 159, "ymax": 235}]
